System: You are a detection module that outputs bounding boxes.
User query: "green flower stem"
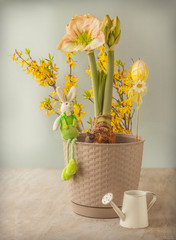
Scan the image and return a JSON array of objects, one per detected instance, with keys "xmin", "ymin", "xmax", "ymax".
[
  {"xmin": 103, "ymin": 50, "xmax": 114, "ymax": 115},
  {"xmin": 98, "ymin": 71, "xmax": 106, "ymax": 114},
  {"xmin": 88, "ymin": 52, "xmax": 99, "ymax": 117}
]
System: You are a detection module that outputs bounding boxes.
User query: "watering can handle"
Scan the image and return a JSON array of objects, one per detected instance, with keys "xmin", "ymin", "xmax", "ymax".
[{"xmin": 146, "ymin": 191, "xmax": 157, "ymax": 211}]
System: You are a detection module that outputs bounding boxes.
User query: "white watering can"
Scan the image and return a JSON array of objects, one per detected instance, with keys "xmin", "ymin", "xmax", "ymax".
[{"xmin": 102, "ymin": 190, "xmax": 157, "ymax": 229}]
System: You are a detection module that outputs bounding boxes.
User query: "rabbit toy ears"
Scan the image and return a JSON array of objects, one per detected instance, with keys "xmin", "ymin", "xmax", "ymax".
[{"xmin": 56, "ymin": 86, "xmax": 77, "ymax": 102}]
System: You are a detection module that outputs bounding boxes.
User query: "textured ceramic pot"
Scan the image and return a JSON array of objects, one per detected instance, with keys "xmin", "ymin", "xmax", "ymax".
[{"xmin": 63, "ymin": 133, "xmax": 145, "ymax": 218}]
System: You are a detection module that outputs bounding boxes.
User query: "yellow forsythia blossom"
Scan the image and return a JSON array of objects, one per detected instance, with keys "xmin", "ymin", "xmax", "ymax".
[
  {"xmin": 111, "ymin": 59, "xmax": 134, "ymax": 133},
  {"xmin": 74, "ymin": 102, "xmax": 87, "ymax": 125},
  {"xmin": 10, "ymin": 50, "xmax": 59, "ymax": 88},
  {"xmin": 10, "ymin": 50, "xmax": 86, "ymax": 125},
  {"xmin": 40, "ymin": 98, "xmax": 57, "ymax": 116},
  {"xmin": 63, "ymin": 52, "xmax": 86, "ymax": 126},
  {"xmin": 97, "ymin": 45, "xmax": 107, "ymax": 73}
]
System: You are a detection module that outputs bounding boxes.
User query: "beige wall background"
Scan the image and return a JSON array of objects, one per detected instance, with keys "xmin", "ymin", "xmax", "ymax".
[{"xmin": 0, "ymin": 0, "xmax": 176, "ymax": 168}]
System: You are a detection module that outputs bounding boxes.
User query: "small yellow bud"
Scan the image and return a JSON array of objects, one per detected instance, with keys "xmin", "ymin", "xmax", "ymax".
[{"xmin": 131, "ymin": 59, "xmax": 148, "ymax": 82}]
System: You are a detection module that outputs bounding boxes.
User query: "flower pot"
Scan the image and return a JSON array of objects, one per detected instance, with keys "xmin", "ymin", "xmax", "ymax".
[{"xmin": 63, "ymin": 133, "xmax": 145, "ymax": 219}]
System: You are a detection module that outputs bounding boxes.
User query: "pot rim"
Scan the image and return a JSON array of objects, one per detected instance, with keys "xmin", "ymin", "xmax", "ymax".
[{"xmin": 63, "ymin": 133, "xmax": 145, "ymax": 146}]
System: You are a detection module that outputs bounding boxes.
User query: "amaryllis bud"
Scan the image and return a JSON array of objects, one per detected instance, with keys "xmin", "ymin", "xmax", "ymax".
[
  {"xmin": 104, "ymin": 26, "xmax": 110, "ymax": 43},
  {"xmin": 108, "ymin": 33, "xmax": 115, "ymax": 47},
  {"xmin": 101, "ymin": 14, "xmax": 112, "ymax": 32},
  {"xmin": 131, "ymin": 59, "xmax": 148, "ymax": 82},
  {"xmin": 112, "ymin": 16, "xmax": 121, "ymax": 39},
  {"xmin": 100, "ymin": 15, "xmax": 111, "ymax": 46},
  {"xmin": 101, "ymin": 14, "xmax": 121, "ymax": 50}
]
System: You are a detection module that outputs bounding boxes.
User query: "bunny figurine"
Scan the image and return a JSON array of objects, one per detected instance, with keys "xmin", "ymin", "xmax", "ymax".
[{"xmin": 53, "ymin": 86, "xmax": 83, "ymax": 181}]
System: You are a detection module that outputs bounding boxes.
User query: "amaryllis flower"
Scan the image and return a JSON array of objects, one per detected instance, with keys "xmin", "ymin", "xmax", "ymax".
[{"xmin": 57, "ymin": 14, "xmax": 105, "ymax": 53}]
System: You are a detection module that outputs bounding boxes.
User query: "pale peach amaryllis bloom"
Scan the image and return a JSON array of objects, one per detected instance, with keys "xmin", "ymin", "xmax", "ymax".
[{"xmin": 57, "ymin": 14, "xmax": 105, "ymax": 53}]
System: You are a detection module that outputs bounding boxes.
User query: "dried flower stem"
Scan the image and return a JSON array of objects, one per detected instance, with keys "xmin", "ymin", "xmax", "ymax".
[{"xmin": 136, "ymin": 94, "xmax": 140, "ymax": 141}]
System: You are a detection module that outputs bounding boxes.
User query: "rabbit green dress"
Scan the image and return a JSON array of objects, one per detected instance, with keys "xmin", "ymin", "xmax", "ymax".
[{"xmin": 59, "ymin": 112, "xmax": 80, "ymax": 140}]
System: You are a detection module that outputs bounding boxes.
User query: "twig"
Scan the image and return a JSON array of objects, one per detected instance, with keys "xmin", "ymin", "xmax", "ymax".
[
  {"xmin": 28, "ymin": 53, "xmax": 34, "ymax": 62},
  {"xmin": 128, "ymin": 113, "xmax": 130, "ymax": 130},
  {"xmin": 98, "ymin": 60, "xmax": 106, "ymax": 72},
  {"xmin": 131, "ymin": 57, "xmax": 134, "ymax": 63},
  {"xmin": 49, "ymin": 95, "xmax": 59, "ymax": 101},
  {"xmin": 131, "ymin": 109, "xmax": 135, "ymax": 118},
  {"xmin": 48, "ymin": 83, "xmax": 57, "ymax": 92},
  {"xmin": 15, "ymin": 49, "xmax": 30, "ymax": 66},
  {"xmin": 112, "ymin": 96, "xmax": 119, "ymax": 102},
  {"xmin": 69, "ymin": 57, "xmax": 72, "ymax": 80},
  {"xmin": 88, "ymin": 98, "xmax": 94, "ymax": 104},
  {"xmin": 130, "ymin": 117, "xmax": 132, "ymax": 132},
  {"xmin": 136, "ymin": 94, "xmax": 140, "ymax": 141}
]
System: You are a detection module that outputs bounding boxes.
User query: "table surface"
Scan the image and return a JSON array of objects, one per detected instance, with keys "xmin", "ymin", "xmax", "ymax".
[{"xmin": 0, "ymin": 168, "xmax": 175, "ymax": 240}]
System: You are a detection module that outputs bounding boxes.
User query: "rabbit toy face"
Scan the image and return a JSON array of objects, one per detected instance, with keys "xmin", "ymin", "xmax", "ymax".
[
  {"xmin": 61, "ymin": 101, "xmax": 74, "ymax": 115},
  {"xmin": 56, "ymin": 86, "xmax": 77, "ymax": 115}
]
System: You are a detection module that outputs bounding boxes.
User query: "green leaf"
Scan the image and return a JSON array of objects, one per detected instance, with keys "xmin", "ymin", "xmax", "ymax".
[
  {"xmin": 39, "ymin": 58, "xmax": 45, "ymax": 64},
  {"xmin": 44, "ymin": 97, "xmax": 51, "ymax": 104},
  {"xmin": 25, "ymin": 48, "xmax": 30, "ymax": 55},
  {"xmin": 87, "ymin": 117, "xmax": 93, "ymax": 126},
  {"xmin": 83, "ymin": 90, "xmax": 91, "ymax": 99}
]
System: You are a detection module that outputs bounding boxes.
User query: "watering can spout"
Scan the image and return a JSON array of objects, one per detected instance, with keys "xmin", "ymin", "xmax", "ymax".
[
  {"xmin": 102, "ymin": 193, "xmax": 126, "ymax": 221},
  {"xmin": 110, "ymin": 201, "xmax": 126, "ymax": 221}
]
